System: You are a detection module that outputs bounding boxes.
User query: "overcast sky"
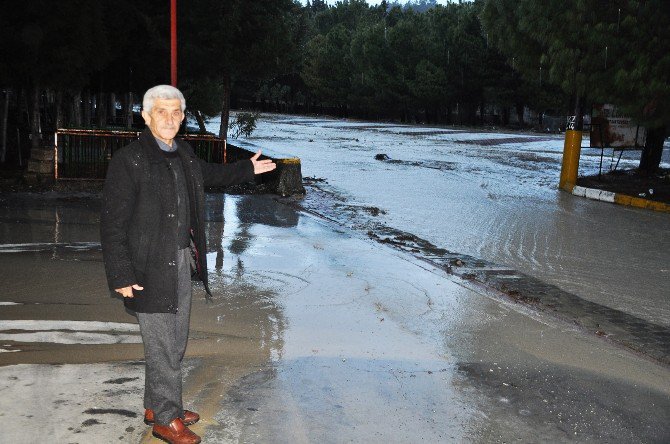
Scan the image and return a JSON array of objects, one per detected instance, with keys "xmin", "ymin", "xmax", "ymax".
[{"xmin": 301, "ymin": 0, "xmax": 459, "ymax": 5}]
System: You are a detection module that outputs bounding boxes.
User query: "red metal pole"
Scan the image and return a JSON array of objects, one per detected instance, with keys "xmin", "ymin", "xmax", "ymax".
[{"xmin": 170, "ymin": 0, "xmax": 177, "ymax": 86}]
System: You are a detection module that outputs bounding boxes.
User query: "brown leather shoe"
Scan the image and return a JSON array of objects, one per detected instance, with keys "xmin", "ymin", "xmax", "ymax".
[
  {"xmin": 145, "ymin": 408, "xmax": 200, "ymax": 426},
  {"xmin": 152, "ymin": 417, "xmax": 201, "ymax": 444}
]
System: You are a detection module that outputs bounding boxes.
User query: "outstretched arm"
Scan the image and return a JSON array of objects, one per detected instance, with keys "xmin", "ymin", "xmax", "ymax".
[{"xmin": 200, "ymin": 150, "xmax": 277, "ymax": 187}]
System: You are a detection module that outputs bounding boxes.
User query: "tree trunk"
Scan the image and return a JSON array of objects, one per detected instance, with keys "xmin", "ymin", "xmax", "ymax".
[
  {"xmin": 638, "ymin": 126, "xmax": 666, "ymax": 175},
  {"xmin": 219, "ymin": 73, "xmax": 231, "ymax": 141},
  {"xmin": 55, "ymin": 90, "xmax": 63, "ymax": 129},
  {"xmin": 96, "ymin": 92, "xmax": 107, "ymax": 128},
  {"xmin": 125, "ymin": 91, "xmax": 133, "ymax": 129},
  {"xmin": 72, "ymin": 91, "xmax": 82, "ymax": 127},
  {"xmin": 83, "ymin": 90, "xmax": 91, "ymax": 127},
  {"xmin": 515, "ymin": 103, "xmax": 525, "ymax": 125},
  {"xmin": 30, "ymin": 86, "xmax": 42, "ymax": 149},
  {"xmin": 1, "ymin": 90, "xmax": 9, "ymax": 162},
  {"xmin": 120, "ymin": 93, "xmax": 126, "ymax": 126},
  {"xmin": 572, "ymin": 95, "xmax": 584, "ymax": 131},
  {"xmin": 502, "ymin": 107, "xmax": 509, "ymax": 126},
  {"xmin": 194, "ymin": 109, "xmax": 207, "ymax": 133},
  {"xmin": 109, "ymin": 92, "xmax": 117, "ymax": 124}
]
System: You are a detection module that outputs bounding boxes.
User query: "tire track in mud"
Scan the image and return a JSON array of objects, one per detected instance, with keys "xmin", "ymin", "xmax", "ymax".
[{"xmin": 279, "ymin": 184, "xmax": 670, "ymax": 367}]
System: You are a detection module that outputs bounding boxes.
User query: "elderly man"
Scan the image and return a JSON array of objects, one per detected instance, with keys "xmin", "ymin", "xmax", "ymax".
[{"xmin": 101, "ymin": 85, "xmax": 275, "ymax": 444}]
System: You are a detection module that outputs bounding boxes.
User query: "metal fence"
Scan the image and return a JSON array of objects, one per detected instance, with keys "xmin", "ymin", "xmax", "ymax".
[{"xmin": 55, "ymin": 129, "xmax": 226, "ymax": 180}]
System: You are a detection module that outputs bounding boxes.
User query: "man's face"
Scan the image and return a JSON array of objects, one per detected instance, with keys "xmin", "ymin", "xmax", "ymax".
[{"xmin": 141, "ymin": 98, "xmax": 185, "ymax": 145}]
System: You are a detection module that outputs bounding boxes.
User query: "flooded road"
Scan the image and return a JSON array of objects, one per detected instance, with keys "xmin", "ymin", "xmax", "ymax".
[
  {"xmin": 0, "ymin": 192, "xmax": 668, "ymax": 443},
  {"xmin": 214, "ymin": 114, "xmax": 670, "ymax": 328}
]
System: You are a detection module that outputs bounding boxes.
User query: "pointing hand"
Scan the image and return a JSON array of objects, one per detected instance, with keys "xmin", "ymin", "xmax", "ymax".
[{"xmin": 251, "ymin": 150, "xmax": 277, "ymax": 175}]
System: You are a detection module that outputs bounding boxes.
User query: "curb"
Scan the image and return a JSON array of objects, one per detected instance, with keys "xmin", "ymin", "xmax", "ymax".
[{"xmin": 571, "ymin": 185, "xmax": 670, "ymax": 213}]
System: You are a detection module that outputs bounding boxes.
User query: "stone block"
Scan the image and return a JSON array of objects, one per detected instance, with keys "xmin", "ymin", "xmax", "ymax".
[
  {"xmin": 27, "ymin": 159, "xmax": 55, "ymax": 175},
  {"xmin": 30, "ymin": 148, "xmax": 54, "ymax": 161}
]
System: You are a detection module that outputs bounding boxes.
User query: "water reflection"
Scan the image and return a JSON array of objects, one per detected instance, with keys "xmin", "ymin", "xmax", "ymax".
[
  {"xmin": 234, "ymin": 195, "xmax": 300, "ymax": 227},
  {"xmin": 0, "ymin": 194, "xmax": 101, "ymax": 266},
  {"xmin": 202, "ymin": 269, "xmax": 287, "ymax": 365},
  {"xmin": 205, "ymin": 193, "xmax": 300, "ymax": 264},
  {"xmin": 0, "ymin": 192, "xmax": 291, "ymax": 370},
  {"xmin": 199, "ymin": 194, "xmax": 300, "ymax": 366}
]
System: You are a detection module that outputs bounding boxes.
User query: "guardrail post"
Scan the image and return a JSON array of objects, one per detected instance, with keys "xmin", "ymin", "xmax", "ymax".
[{"xmin": 559, "ymin": 129, "xmax": 583, "ymax": 192}]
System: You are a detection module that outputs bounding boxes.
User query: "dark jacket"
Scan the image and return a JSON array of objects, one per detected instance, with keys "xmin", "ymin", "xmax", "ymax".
[{"xmin": 100, "ymin": 129, "xmax": 254, "ymax": 313}]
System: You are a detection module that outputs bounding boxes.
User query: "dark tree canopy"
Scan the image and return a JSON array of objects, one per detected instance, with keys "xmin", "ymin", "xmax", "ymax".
[
  {"xmin": 1, "ymin": 0, "xmax": 667, "ymax": 172},
  {"xmin": 482, "ymin": 0, "xmax": 670, "ymax": 172}
]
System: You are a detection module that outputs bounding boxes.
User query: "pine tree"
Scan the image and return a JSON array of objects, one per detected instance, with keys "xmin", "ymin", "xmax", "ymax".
[{"xmin": 482, "ymin": 0, "xmax": 670, "ymax": 173}]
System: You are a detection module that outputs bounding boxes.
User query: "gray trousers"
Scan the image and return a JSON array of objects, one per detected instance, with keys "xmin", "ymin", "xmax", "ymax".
[{"xmin": 137, "ymin": 248, "xmax": 192, "ymax": 426}]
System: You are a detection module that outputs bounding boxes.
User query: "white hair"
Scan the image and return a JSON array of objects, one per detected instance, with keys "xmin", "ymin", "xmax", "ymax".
[{"xmin": 142, "ymin": 85, "xmax": 186, "ymax": 113}]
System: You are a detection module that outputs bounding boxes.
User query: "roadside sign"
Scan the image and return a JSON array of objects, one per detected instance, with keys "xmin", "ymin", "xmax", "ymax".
[{"xmin": 590, "ymin": 104, "xmax": 646, "ymax": 149}]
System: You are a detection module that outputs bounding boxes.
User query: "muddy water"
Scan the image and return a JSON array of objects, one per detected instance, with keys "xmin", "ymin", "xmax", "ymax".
[
  {"xmin": 0, "ymin": 192, "xmax": 668, "ymax": 442},
  {"xmin": 214, "ymin": 114, "xmax": 670, "ymax": 328},
  {"xmin": 207, "ymin": 195, "xmax": 670, "ymax": 443}
]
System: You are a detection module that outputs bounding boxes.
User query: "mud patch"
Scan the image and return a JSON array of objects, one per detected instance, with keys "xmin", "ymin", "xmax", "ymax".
[
  {"xmin": 578, "ymin": 168, "xmax": 670, "ymax": 204},
  {"xmin": 457, "ymin": 360, "xmax": 670, "ymax": 442},
  {"xmin": 499, "ymin": 284, "xmax": 540, "ymax": 304},
  {"xmin": 394, "ymin": 130, "xmax": 461, "ymax": 136},
  {"xmin": 375, "ymin": 156, "xmax": 457, "ymax": 172},
  {"xmin": 303, "ymin": 176, "xmax": 327, "ymax": 184},
  {"xmin": 83, "ymin": 408, "xmax": 137, "ymax": 418},
  {"xmin": 456, "ymin": 136, "xmax": 554, "ymax": 146},
  {"xmin": 362, "ymin": 206, "xmax": 386, "ymax": 216},
  {"xmin": 103, "ymin": 377, "xmax": 139, "ymax": 384},
  {"xmin": 0, "ymin": 361, "xmax": 145, "ymax": 442}
]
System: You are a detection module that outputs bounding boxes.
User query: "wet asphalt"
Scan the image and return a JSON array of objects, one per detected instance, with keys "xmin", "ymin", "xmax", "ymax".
[{"xmin": 0, "ymin": 191, "xmax": 668, "ymax": 443}]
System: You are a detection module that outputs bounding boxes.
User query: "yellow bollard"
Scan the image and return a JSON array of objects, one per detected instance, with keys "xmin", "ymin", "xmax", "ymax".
[{"xmin": 559, "ymin": 130, "xmax": 583, "ymax": 191}]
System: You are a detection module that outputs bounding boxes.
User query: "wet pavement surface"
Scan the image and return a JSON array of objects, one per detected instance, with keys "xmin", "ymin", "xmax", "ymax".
[
  {"xmin": 0, "ymin": 191, "xmax": 669, "ymax": 443},
  {"xmin": 280, "ymin": 186, "xmax": 670, "ymax": 366}
]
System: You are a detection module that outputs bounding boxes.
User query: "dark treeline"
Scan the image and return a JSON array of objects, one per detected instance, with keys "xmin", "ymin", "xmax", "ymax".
[
  {"xmin": 0, "ymin": 0, "xmax": 170, "ymax": 164},
  {"xmin": 243, "ymin": 0, "xmax": 563, "ymax": 127},
  {"xmin": 0, "ymin": 0, "xmax": 667, "ymax": 172}
]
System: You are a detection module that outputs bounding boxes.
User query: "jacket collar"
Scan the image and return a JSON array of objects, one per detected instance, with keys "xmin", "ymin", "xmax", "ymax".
[
  {"xmin": 138, "ymin": 128, "xmax": 168, "ymax": 164},
  {"xmin": 139, "ymin": 128, "xmax": 196, "ymax": 163}
]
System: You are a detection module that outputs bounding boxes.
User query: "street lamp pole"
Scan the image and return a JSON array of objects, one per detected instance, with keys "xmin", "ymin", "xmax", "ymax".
[{"xmin": 170, "ymin": 0, "xmax": 177, "ymax": 87}]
